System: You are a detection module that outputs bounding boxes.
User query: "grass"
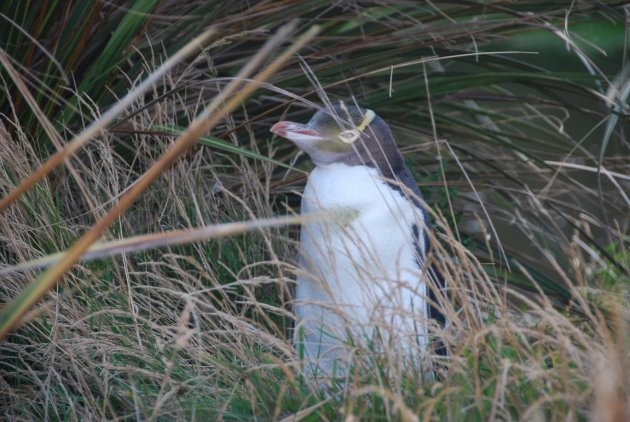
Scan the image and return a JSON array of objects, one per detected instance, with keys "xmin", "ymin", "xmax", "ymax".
[{"xmin": 1, "ymin": 1, "xmax": 629, "ymax": 420}]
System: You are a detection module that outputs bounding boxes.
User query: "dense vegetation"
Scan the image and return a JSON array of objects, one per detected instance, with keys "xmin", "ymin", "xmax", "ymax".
[{"xmin": 0, "ymin": 1, "xmax": 628, "ymax": 419}]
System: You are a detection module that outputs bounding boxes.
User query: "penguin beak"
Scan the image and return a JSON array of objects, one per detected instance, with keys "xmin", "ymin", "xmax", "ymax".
[{"xmin": 270, "ymin": 121, "xmax": 327, "ymax": 142}]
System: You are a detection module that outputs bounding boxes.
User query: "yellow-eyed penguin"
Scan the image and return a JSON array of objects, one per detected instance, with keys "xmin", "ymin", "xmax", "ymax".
[{"xmin": 271, "ymin": 104, "xmax": 445, "ymax": 377}]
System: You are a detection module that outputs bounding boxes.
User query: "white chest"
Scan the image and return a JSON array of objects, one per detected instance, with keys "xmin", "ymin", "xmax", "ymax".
[
  {"xmin": 294, "ymin": 163, "xmax": 429, "ymax": 371},
  {"xmin": 300, "ymin": 163, "xmax": 425, "ymax": 282}
]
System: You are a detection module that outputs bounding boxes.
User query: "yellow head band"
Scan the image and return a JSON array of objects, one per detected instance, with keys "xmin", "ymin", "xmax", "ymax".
[{"xmin": 357, "ymin": 109, "xmax": 376, "ymax": 131}]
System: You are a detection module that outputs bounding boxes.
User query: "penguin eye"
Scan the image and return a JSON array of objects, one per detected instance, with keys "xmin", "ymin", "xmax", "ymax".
[{"xmin": 338, "ymin": 129, "xmax": 360, "ymax": 144}]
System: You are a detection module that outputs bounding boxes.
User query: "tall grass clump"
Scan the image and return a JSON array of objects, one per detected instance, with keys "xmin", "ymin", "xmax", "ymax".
[{"xmin": 0, "ymin": 1, "xmax": 629, "ymax": 420}]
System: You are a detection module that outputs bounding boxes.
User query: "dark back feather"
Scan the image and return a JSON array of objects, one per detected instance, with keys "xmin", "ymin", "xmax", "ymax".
[{"xmin": 387, "ymin": 165, "xmax": 447, "ymax": 356}]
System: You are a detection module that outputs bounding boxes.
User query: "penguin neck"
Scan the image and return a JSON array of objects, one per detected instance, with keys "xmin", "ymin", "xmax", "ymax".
[
  {"xmin": 323, "ymin": 149, "xmax": 404, "ymax": 182},
  {"xmin": 315, "ymin": 155, "xmax": 423, "ymax": 212}
]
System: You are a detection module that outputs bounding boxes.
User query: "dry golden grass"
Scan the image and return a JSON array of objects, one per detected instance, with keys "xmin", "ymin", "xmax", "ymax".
[
  {"xmin": 1, "ymin": 94, "xmax": 628, "ymax": 418},
  {"xmin": 0, "ymin": 5, "xmax": 628, "ymax": 419}
]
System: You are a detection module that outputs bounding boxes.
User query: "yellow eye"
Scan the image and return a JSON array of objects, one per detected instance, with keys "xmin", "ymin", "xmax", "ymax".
[{"xmin": 338, "ymin": 129, "xmax": 360, "ymax": 143}]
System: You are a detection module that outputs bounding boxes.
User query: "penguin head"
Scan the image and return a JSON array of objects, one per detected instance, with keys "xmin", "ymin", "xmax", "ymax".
[{"xmin": 271, "ymin": 105, "xmax": 403, "ymax": 173}]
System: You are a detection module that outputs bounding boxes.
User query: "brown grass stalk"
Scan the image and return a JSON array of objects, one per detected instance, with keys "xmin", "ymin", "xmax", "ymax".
[
  {"xmin": 0, "ymin": 22, "xmax": 320, "ymax": 341},
  {"xmin": 0, "ymin": 26, "xmax": 217, "ymax": 213}
]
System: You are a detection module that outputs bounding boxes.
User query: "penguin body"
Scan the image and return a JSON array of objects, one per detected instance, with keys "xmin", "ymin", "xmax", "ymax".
[
  {"xmin": 271, "ymin": 105, "xmax": 442, "ymax": 376},
  {"xmin": 296, "ymin": 163, "xmax": 428, "ymax": 374}
]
